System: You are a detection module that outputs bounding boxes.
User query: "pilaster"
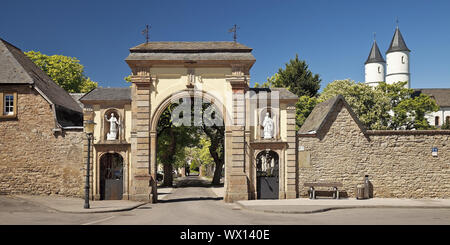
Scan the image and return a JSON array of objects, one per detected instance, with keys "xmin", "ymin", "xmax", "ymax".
[
  {"xmin": 129, "ymin": 74, "xmax": 152, "ymax": 202},
  {"xmin": 224, "ymin": 74, "xmax": 250, "ymax": 202},
  {"xmin": 285, "ymin": 105, "xmax": 297, "ymax": 199}
]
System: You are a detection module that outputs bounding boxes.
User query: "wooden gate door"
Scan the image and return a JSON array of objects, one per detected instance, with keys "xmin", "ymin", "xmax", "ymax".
[{"xmin": 100, "ymin": 153, "xmax": 123, "ymax": 200}]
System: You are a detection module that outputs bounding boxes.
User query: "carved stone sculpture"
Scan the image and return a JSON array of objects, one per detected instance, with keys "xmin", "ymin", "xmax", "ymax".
[
  {"xmin": 262, "ymin": 112, "xmax": 274, "ymax": 139},
  {"xmin": 105, "ymin": 113, "xmax": 120, "ymax": 140}
]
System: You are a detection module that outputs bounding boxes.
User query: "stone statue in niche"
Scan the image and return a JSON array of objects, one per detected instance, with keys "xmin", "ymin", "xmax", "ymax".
[
  {"xmin": 262, "ymin": 112, "xmax": 274, "ymax": 139},
  {"xmin": 105, "ymin": 113, "xmax": 120, "ymax": 140}
]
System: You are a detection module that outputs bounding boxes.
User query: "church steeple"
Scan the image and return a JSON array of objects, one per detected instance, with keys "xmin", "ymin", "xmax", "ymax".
[
  {"xmin": 365, "ymin": 40, "xmax": 385, "ymax": 64},
  {"xmin": 385, "ymin": 25, "xmax": 411, "ymax": 88},
  {"xmin": 364, "ymin": 38, "xmax": 386, "ymax": 86},
  {"xmin": 386, "ymin": 27, "xmax": 410, "ymax": 54}
]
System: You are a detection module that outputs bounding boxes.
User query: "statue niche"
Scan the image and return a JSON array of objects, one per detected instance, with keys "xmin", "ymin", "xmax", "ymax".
[
  {"xmin": 104, "ymin": 111, "xmax": 121, "ymax": 141},
  {"xmin": 262, "ymin": 112, "xmax": 274, "ymax": 139}
]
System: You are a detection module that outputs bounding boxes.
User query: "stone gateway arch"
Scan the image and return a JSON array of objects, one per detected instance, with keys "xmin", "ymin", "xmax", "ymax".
[{"xmin": 81, "ymin": 41, "xmax": 299, "ymax": 203}]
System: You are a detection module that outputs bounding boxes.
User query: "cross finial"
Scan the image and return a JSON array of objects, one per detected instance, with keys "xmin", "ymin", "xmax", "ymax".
[
  {"xmin": 396, "ymin": 17, "xmax": 399, "ymax": 28},
  {"xmin": 142, "ymin": 24, "xmax": 151, "ymax": 43},
  {"xmin": 228, "ymin": 24, "xmax": 239, "ymax": 43},
  {"xmin": 373, "ymin": 32, "xmax": 376, "ymax": 41}
]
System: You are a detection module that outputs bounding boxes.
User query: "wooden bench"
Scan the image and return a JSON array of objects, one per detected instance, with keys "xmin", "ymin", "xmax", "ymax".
[{"xmin": 304, "ymin": 182, "xmax": 343, "ymax": 199}]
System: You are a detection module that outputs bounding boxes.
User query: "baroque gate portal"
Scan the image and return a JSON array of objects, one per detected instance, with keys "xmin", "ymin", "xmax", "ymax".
[{"xmin": 121, "ymin": 41, "xmax": 298, "ymax": 203}]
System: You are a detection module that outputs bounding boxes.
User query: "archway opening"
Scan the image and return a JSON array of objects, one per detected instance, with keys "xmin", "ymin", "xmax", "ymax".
[
  {"xmin": 99, "ymin": 153, "xmax": 124, "ymax": 200},
  {"xmin": 256, "ymin": 150, "xmax": 279, "ymax": 199},
  {"xmin": 154, "ymin": 94, "xmax": 226, "ymax": 201}
]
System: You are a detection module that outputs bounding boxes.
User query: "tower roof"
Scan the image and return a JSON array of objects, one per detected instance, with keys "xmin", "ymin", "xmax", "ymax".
[
  {"xmin": 365, "ymin": 40, "xmax": 385, "ymax": 64},
  {"xmin": 386, "ymin": 27, "xmax": 410, "ymax": 53}
]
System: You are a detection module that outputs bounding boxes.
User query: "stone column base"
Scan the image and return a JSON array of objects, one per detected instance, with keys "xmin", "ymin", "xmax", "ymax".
[
  {"xmin": 224, "ymin": 173, "xmax": 249, "ymax": 203},
  {"xmin": 130, "ymin": 176, "xmax": 152, "ymax": 202},
  {"xmin": 130, "ymin": 194, "xmax": 151, "ymax": 202},
  {"xmin": 285, "ymin": 191, "xmax": 297, "ymax": 199}
]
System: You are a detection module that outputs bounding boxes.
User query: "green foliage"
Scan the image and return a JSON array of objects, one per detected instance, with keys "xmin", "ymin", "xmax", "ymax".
[
  {"xmin": 257, "ymin": 54, "xmax": 321, "ymax": 129},
  {"xmin": 124, "ymin": 75, "xmax": 132, "ymax": 83},
  {"xmin": 157, "ymin": 103, "xmax": 199, "ymax": 168},
  {"xmin": 184, "ymin": 137, "xmax": 214, "ymax": 168},
  {"xmin": 273, "ymin": 54, "xmax": 321, "ymax": 97},
  {"xmin": 25, "ymin": 51, "xmax": 97, "ymax": 93},
  {"xmin": 392, "ymin": 93, "xmax": 439, "ymax": 130},
  {"xmin": 296, "ymin": 95, "xmax": 319, "ymax": 129},
  {"xmin": 156, "ymin": 99, "xmax": 225, "ymax": 185},
  {"xmin": 319, "ymin": 79, "xmax": 390, "ymax": 129},
  {"xmin": 442, "ymin": 121, "xmax": 450, "ymax": 130},
  {"xmin": 254, "ymin": 74, "xmax": 279, "ymax": 88},
  {"xmin": 319, "ymin": 80, "xmax": 439, "ymax": 130}
]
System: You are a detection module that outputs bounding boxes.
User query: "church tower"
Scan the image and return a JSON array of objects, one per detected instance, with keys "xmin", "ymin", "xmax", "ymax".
[
  {"xmin": 386, "ymin": 26, "xmax": 411, "ymax": 88},
  {"xmin": 365, "ymin": 39, "xmax": 385, "ymax": 87}
]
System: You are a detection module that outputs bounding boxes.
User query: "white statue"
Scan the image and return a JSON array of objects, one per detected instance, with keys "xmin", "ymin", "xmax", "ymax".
[
  {"xmin": 262, "ymin": 112, "xmax": 274, "ymax": 139},
  {"xmin": 105, "ymin": 113, "xmax": 120, "ymax": 140}
]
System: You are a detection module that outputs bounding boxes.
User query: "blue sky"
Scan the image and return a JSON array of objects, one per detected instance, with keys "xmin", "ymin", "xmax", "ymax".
[{"xmin": 1, "ymin": 0, "xmax": 449, "ymax": 90}]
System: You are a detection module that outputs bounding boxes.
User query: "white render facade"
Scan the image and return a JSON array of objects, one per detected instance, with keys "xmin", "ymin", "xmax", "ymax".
[{"xmin": 364, "ymin": 27, "xmax": 410, "ymax": 88}]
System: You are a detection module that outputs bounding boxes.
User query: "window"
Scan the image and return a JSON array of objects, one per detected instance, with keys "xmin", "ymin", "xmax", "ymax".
[
  {"xmin": 0, "ymin": 92, "xmax": 17, "ymax": 118},
  {"xmin": 446, "ymin": 116, "xmax": 450, "ymax": 125},
  {"xmin": 4, "ymin": 94, "xmax": 14, "ymax": 115},
  {"xmin": 401, "ymin": 56, "xmax": 406, "ymax": 64},
  {"xmin": 435, "ymin": 116, "xmax": 440, "ymax": 126}
]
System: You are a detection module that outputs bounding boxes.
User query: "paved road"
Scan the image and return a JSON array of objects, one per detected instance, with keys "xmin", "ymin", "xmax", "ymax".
[{"xmin": 1, "ymin": 176, "xmax": 450, "ymax": 225}]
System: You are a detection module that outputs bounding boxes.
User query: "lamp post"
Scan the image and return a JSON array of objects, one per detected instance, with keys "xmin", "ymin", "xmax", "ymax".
[{"xmin": 84, "ymin": 119, "xmax": 96, "ymax": 209}]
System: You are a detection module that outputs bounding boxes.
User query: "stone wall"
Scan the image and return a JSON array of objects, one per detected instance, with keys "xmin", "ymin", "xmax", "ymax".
[
  {"xmin": 298, "ymin": 103, "xmax": 450, "ymax": 199},
  {"xmin": 0, "ymin": 86, "xmax": 84, "ymax": 197}
]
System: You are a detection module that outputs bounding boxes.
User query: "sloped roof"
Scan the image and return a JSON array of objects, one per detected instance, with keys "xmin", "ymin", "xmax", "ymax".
[
  {"xmin": 130, "ymin": 41, "xmax": 252, "ymax": 52},
  {"xmin": 298, "ymin": 95, "xmax": 366, "ymax": 135},
  {"xmin": 126, "ymin": 41, "xmax": 256, "ymax": 63},
  {"xmin": 80, "ymin": 87, "xmax": 131, "ymax": 102},
  {"xmin": 365, "ymin": 40, "xmax": 385, "ymax": 64},
  {"xmin": 386, "ymin": 27, "xmax": 410, "ymax": 53},
  {"xmin": 70, "ymin": 93, "xmax": 86, "ymax": 109},
  {"xmin": 414, "ymin": 88, "xmax": 450, "ymax": 107},
  {"xmin": 0, "ymin": 38, "xmax": 83, "ymax": 127},
  {"xmin": 0, "ymin": 38, "xmax": 82, "ymax": 113},
  {"xmin": 249, "ymin": 87, "xmax": 298, "ymax": 100}
]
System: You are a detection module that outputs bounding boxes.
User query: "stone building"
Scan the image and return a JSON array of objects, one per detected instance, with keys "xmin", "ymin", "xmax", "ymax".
[
  {"xmin": 0, "ymin": 38, "xmax": 84, "ymax": 196},
  {"xmin": 298, "ymin": 95, "xmax": 450, "ymax": 199},
  {"xmin": 80, "ymin": 41, "xmax": 299, "ymax": 203},
  {"xmin": 2, "ymin": 37, "xmax": 448, "ymax": 202}
]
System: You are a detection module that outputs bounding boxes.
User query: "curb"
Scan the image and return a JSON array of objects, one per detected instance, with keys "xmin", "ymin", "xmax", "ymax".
[
  {"xmin": 235, "ymin": 202, "xmax": 450, "ymax": 214},
  {"xmin": 13, "ymin": 195, "xmax": 148, "ymax": 214}
]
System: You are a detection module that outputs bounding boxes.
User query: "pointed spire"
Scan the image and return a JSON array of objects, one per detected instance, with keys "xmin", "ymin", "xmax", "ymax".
[
  {"xmin": 386, "ymin": 26, "xmax": 410, "ymax": 53},
  {"xmin": 365, "ymin": 40, "xmax": 385, "ymax": 64}
]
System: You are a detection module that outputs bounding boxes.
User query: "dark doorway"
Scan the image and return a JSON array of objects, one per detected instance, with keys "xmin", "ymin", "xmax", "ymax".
[
  {"xmin": 100, "ymin": 153, "xmax": 123, "ymax": 200},
  {"xmin": 256, "ymin": 150, "xmax": 279, "ymax": 199}
]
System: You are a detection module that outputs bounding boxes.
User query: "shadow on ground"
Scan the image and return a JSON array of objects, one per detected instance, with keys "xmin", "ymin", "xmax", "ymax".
[{"xmin": 158, "ymin": 197, "xmax": 223, "ymax": 203}]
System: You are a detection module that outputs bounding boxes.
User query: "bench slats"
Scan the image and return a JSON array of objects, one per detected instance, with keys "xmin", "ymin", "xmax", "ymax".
[{"xmin": 304, "ymin": 182, "xmax": 343, "ymax": 187}]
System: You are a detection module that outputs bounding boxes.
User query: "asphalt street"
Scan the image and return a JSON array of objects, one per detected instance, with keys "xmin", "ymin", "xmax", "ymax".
[{"xmin": 1, "ymin": 176, "xmax": 450, "ymax": 225}]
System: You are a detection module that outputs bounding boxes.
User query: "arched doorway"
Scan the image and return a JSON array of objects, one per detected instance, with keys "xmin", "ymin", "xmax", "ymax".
[
  {"xmin": 256, "ymin": 150, "xmax": 279, "ymax": 199},
  {"xmin": 100, "ymin": 153, "xmax": 124, "ymax": 200},
  {"xmin": 150, "ymin": 91, "xmax": 228, "ymax": 198}
]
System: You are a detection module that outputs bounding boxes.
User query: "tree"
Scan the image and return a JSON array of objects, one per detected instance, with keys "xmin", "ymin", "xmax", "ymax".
[
  {"xmin": 442, "ymin": 121, "xmax": 450, "ymax": 130},
  {"xmin": 157, "ymin": 103, "xmax": 198, "ymax": 186},
  {"xmin": 256, "ymin": 54, "xmax": 322, "ymax": 129},
  {"xmin": 25, "ymin": 51, "xmax": 97, "ymax": 93},
  {"xmin": 124, "ymin": 75, "xmax": 132, "ymax": 83},
  {"xmin": 392, "ymin": 93, "xmax": 439, "ymax": 130},
  {"xmin": 320, "ymin": 79, "xmax": 390, "ymax": 129},
  {"xmin": 296, "ymin": 95, "xmax": 319, "ymax": 129},
  {"xmin": 271, "ymin": 54, "xmax": 321, "ymax": 97},
  {"xmin": 319, "ymin": 80, "xmax": 439, "ymax": 130}
]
